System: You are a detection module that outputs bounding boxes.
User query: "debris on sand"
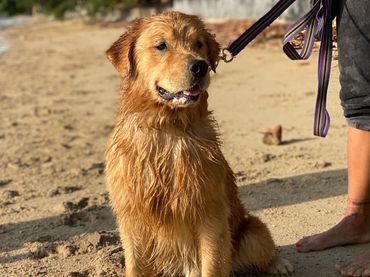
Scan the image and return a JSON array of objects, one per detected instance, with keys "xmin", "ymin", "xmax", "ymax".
[
  {"xmin": 0, "ymin": 179, "xmax": 12, "ymax": 187},
  {"xmin": 48, "ymin": 185, "xmax": 82, "ymax": 197},
  {"xmin": 2, "ymin": 189, "xmax": 20, "ymax": 199},
  {"xmin": 262, "ymin": 125, "xmax": 283, "ymax": 145}
]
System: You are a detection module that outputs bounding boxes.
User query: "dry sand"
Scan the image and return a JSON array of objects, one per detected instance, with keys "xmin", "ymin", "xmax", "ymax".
[{"xmin": 0, "ymin": 19, "xmax": 368, "ymax": 277}]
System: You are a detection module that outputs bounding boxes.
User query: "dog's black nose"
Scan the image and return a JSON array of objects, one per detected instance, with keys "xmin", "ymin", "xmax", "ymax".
[{"xmin": 189, "ymin": 60, "xmax": 209, "ymax": 78}]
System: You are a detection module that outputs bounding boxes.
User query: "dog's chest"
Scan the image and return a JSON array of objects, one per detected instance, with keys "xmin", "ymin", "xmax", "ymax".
[
  {"xmin": 128, "ymin": 129, "xmax": 227, "ymax": 218},
  {"xmin": 145, "ymin": 131, "xmax": 223, "ymax": 186}
]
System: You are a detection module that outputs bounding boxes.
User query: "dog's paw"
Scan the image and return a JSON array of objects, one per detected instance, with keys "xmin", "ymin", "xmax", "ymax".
[{"xmin": 266, "ymin": 256, "xmax": 294, "ymax": 275}]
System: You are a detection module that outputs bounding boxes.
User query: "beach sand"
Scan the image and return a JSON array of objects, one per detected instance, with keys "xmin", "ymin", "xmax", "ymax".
[{"xmin": 0, "ymin": 19, "xmax": 367, "ymax": 277}]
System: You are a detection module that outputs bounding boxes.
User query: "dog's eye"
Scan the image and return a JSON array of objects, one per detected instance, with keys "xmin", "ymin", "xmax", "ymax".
[
  {"xmin": 195, "ymin": 40, "xmax": 203, "ymax": 49},
  {"xmin": 155, "ymin": 42, "xmax": 168, "ymax": 51}
]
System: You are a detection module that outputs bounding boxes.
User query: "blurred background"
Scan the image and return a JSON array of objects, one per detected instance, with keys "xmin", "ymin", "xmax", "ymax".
[
  {"xmin": 0, "ymin": 1, "xmax": 354, "ymax": 277},
  {"xmin": 0, "ymin": 0, "xmax": 309, "ymax": 19},
  {"xmin": 0, "ymin": 0, "xmax": 313, "ymax": 56}
]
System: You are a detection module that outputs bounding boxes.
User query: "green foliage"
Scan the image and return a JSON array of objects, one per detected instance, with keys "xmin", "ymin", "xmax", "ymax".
[
  {"xmin": 0, "ymin": 0, "xmax": 159, "ymax": 19},
  {"xmin": 0, "ymin": 0, "xmax": 33, "ymax": 16},
  {"xmin": 41, "ymin": 0, "xmax": 79, "ymax": 19}
]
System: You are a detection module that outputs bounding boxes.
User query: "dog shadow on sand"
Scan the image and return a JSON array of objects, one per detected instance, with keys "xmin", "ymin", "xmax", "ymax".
[{"xmin": 3, "ymin": 168, "xmax": 366, "ymax": 277}]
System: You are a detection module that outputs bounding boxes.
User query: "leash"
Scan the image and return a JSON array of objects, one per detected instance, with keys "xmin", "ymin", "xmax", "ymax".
[{"xmin": 220, "ymin": 0, "xmax": 334, "ymax": 137}]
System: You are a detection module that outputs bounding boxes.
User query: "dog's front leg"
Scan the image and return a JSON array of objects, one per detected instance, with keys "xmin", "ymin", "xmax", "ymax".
[
  {"xmin": 121, "ymin": 233, "xmax": 143, "ymax": 277},
  {"xmin": 185, "ymin": 268, "xmax": 201, "ymax": 277},
  {"xmin": 120, "ymin": 227, "xmax": 154, "ymax": 277},
  {"xmin": 199, "ymin": 219, "xmax": 232, "ymax": 277}
]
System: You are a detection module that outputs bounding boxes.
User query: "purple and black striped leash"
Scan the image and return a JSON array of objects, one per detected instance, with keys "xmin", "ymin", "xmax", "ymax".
[{"xmin": 220, "ymin": 0, "xmax": 334, "ymax": 137}]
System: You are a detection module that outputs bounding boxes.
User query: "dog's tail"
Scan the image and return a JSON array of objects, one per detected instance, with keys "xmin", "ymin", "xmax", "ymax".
[{"xmin": 232, "ymin": 214, "xmax": 276, "ymax": 272}]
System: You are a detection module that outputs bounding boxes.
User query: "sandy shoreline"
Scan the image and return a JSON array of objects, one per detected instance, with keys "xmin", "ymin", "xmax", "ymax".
[
  {"xmin": 0, "ymin": 16, "xmax": 33, "ymax": 53},
  {"xmin": 0, "ymin": 19, "xmax": 367, "ymax": 276}
]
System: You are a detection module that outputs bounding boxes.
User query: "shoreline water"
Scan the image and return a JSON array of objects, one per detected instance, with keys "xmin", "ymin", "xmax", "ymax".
[
  {"xmin": 0, "ymin": 17, "xmax": 28, "ymax": 54},
  {"xmin": 0, "ymin": 36, "xmax": 8, "ymax": 53}
]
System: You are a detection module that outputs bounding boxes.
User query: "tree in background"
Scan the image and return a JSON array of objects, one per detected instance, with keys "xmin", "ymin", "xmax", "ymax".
[
  {"xmin": 0, "ymin": 0, "xmax": 163, "ymax": 19},
  {"xmin": 0, "ymin": 0, "xmax": 34, "ymax": 16}
]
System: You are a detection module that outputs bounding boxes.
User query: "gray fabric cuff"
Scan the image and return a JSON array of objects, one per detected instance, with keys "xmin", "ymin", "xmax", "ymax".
[{"xmin": 346, "ymin": 116, "xmax": 370, "ymax": 131}]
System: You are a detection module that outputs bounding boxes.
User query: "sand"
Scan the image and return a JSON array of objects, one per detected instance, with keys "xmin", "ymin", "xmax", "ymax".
[{"xmin": 0, "ymin": 19, "xmax": 367, "ymax": 277}]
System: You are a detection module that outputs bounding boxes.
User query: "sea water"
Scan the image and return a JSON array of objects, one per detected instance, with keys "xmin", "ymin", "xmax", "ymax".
[{"xmin": 0, "ymin": 17, "xmax": 26, "ymax": 54}]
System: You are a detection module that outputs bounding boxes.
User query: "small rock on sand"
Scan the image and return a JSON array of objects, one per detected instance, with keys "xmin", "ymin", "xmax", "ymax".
[
  {"xmin": 2, "ymin": 190, "xmax": 20, "ymax": 199},
  {"xmin": 262, "ymin": 125, "xmax": 283, "ymax": 145}
]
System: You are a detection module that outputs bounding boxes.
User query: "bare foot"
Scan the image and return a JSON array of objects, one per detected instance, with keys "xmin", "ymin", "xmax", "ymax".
[
  {"xmin": 336, "ymin": 251, "xmax": 370, "ymax": 277},
  {"xmin": 295, "ymin": 213, "xmax": 370, "ymax": 252}
]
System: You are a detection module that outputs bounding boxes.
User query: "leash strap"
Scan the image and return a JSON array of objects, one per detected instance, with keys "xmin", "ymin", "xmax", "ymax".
[
  {"xmin": 223, "ymin": 0, "xmax": 334, "ymax": 137},
  {"xmin": 227, "ymin": 0, "xmax": 296, "ymax": 57}
]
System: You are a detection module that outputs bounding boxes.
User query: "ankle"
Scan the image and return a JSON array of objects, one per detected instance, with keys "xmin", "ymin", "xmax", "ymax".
[{"xmin": 345, "ymin": 198, "xmax": 370, "ymax": 216}]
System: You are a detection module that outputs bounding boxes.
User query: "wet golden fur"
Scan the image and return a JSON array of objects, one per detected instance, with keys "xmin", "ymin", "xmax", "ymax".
[{"xmin": 105, "ymin": 11, "xmax": 292, "ymax": 277}]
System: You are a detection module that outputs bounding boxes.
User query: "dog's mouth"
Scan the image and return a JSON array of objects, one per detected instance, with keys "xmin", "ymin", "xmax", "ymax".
[{"xmin": 157, "ymin": 84, "xmax": 202, "ymax": 103}]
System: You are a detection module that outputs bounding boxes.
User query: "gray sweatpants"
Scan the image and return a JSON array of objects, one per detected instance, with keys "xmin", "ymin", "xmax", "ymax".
[{"xmin": 337, "ymin": 0, "xmax": 370, "ymax": 131}]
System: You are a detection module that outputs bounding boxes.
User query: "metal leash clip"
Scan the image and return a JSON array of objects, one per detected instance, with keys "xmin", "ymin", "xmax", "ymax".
[{"xmin": 219, "ymin": 48, "xmax": 234, "ymax": 63}]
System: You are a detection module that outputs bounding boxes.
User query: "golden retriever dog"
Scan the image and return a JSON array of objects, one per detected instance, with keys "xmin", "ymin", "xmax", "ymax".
[{"xmin": 105, "ymin": 11, "xmax": 293, "ymax": 277}]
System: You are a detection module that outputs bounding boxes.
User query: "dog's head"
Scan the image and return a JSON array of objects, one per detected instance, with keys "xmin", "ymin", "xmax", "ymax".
[{"xmin": 106, "ymin": 11, "xmax": 220, "ymax": 108}]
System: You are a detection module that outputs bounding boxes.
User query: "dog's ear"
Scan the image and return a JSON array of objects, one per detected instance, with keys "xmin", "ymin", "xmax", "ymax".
[
  {"xmin": 204, "ymin": 31, "xmax": 221, "ymax": 72},
  {"xmin": 106, "ymin": 20, "xmax": 142, "ymax": 78}
]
